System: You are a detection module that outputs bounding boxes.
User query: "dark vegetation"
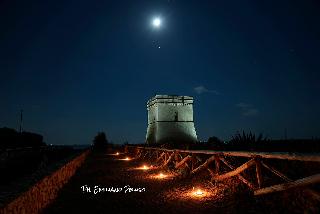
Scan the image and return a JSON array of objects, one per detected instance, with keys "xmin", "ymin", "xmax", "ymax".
[
  {"xmin": 0, "ymin": 146, "xmax": 83, "ymax": 183},
  {"xmin": 0, "ymin": 127, "xmax": 88, "ymax": 206},
  {"xmin": 0, "ymin": 145, "xmax": 84, "ymax": 207},
  {"xmin": 92, "ymin": 132, "xmax": 125, "ymax": 154},
  {"xmin": 0, "ymin": 128, "xmax": 106, "ymax": 188},
  {"xmin": 92, "ymin": 132, "xmax": 109, "ymax": 150},
  {"xmin": 137, "ymin": 131, "xmax": 320, "ymax": 153},
  {"xmin": 0, "ymin": 127, "xmax": 46, "ymax": 150},
  {"xmin": 204, "ymin": 131, "xmax": 320, "ymax": 153},
  {"xmin": 0, "ymin": 127, "xmax": 82, "ymax": 183}
]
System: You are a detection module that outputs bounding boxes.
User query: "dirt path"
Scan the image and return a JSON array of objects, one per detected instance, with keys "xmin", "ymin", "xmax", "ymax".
[{"xmin": 43, "ymin": 151, "xmax": 317, "ymax": 214}]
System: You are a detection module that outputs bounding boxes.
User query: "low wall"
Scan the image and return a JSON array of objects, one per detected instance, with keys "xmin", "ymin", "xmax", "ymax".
[{"xmin": 0, "ymin": 150, "xmax": 90, "ymax": 214}]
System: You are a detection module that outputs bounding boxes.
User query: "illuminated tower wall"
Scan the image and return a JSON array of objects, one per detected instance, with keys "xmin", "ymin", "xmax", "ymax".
[{"xmin": 145, "ymin": 95, "xmax": 198, "ymax": 144}]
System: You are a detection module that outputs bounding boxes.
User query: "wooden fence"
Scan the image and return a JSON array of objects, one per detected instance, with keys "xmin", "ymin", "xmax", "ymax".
[{"xmin": 125, "ymin": 146, "xmax": 320, "ymax": 201}]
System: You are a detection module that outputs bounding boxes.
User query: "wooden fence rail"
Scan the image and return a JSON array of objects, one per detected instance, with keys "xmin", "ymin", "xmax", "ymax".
[{"xmin": 125, "ymin": 145, "xmax": 320, "ymax": 201}]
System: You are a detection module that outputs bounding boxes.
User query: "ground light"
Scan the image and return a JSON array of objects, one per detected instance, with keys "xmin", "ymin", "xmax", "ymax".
[
  {"xmin": 118, "ymin": 157, "xmax": 131, "ymax": 161},
  {"xmin": 152, "ymin": 172, "xmax": 171, "ymax": 179},
  {"xmin": 193, "ymin": 188, "xmax": 204, "ymax": 196},
  {"xmin": 158, "ymin": 173, "xmax": 166, "ymax": 178},
  {"xmin": 190, "ymin": 187, "xmax": 208, "ymax": 198},
  {"xmin": 138, "ymin": 165, "xmax": 151, "ymax": 170},
  {"xmin": 149, "ymin": 171, "xmax": 176, "ymax": 180},
  {"xmin": 164, "ymin": 185, "xmax": 217, "ymax": 202},
  {"xmin": 129, "ymin": 165, "xmax": 155, "ymax": 171}
]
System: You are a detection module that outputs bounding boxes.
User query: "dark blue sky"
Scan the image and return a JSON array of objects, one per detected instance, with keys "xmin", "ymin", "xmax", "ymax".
[{"xmin": 1, "ymin": 0, "xmax": 319, "ymax": 145}]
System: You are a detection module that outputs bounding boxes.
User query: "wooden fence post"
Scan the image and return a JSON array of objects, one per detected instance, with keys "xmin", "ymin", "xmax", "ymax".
[
  {"xmin": 255, "ymin": 158, "xmax": 263, "ymax": 188},
  {"xmin": 219, "ymin": 157, "xmax": 255, "ymax": 189},
  {"xmin": 191, "ymin": 155, "xmax": 216, "ymax": 175},
  {"xmin": 161, "ymin": 151, "xmax": 176, "ymax": 168},
  {"xmin": 156, "ymin": 152, "xmax": 165, "ymax": 163},
  {"xmin": 214, "ymin": 155, "xmax": 220, "ymax": 175},
  {"xmin": 175, "ymin": 155, "xmax": 192, "ymax": 169},
  {"xmin": 213, "ymin": 159, "xmax": 255, "ymax": 181}
]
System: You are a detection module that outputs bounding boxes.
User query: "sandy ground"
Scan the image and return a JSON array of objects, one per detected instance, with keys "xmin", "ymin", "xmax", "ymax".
[{"xmin": 43, "ymin": 151, "xmax": 319, "ymax": 214}]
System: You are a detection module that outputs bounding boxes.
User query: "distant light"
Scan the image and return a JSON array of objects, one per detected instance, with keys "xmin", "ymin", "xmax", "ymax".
[
  {"xmin": 152, "ymin": 18, "xmax": 161, "ymax": 27},
  {"xmin": 116, "ymin": 152, "xmax": 119, "ymax": 155}
]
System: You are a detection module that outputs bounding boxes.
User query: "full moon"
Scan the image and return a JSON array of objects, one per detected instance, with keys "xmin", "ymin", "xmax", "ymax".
[{"xmin": 152, "ymin": 18, "xmax": 161, "ymax": 27}]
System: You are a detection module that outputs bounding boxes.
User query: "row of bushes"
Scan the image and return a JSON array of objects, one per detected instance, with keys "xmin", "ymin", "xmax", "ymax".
[
  {"xmin": 138, "ymin": 131, "xmax": 320, "ymax": 153},
  {"xmin": 203, "ymin": 131, "xmax": 320, "ymax": 153},
  {"xmin": 0, "ymin": 127, "xmax": 46, "ymax": 150}
]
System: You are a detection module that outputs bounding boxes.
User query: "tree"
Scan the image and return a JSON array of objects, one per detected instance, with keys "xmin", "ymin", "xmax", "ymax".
[
  {"xmin": 229, "ymin": 131, "xmax": 267, "ymax": 151},
  {"xmin": 207, "ymin": 136, "xmax": 224, "ymax": 149},
  {"xmin": 93, "ymin": 132, "xmax": 108, "ymax": 149}
]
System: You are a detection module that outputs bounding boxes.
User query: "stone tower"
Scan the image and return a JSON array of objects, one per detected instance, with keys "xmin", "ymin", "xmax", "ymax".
[{"xmin": 145, "ymin": 95, "xmax": 198, "ymax": 144}]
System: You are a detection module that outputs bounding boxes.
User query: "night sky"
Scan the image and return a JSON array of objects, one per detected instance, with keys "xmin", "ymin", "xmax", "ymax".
[{"xmin": 1, "ymin": 0, "xmax": 320, "ymax": 145}]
